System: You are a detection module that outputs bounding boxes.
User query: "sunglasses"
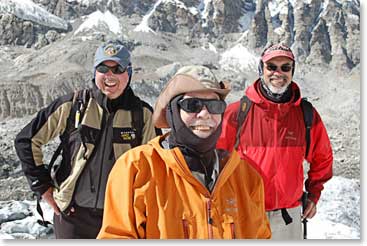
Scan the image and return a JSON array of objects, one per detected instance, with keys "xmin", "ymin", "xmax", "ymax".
[
  {"xmin": 96, "ymin": 64, "xmax": 128, "ymax": 74},
  {"xmin": 178, "ymin": 98, "xmax": 226, "ymax": 114},
  {"xmin": 266, "ymin": 63, "xmax": 293, "ymax": 73}
]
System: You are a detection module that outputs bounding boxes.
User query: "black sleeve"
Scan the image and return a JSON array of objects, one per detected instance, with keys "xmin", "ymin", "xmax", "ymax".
[{"xmin": 14, "ymin": 93, "xmax": 74, "ymax": 196}]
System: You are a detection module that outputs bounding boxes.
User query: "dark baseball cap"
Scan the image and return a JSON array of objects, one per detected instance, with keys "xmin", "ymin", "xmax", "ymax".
[{"xmin": 94, "ymin": 40, "xmax": 131, "ymax": 69}]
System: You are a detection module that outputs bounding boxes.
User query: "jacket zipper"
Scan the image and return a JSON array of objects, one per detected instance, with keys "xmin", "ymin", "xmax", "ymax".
[
  {"xmin": 93, "ymin": 112, "xmax": 112, "ymax": 210},
  {"xmin": 207, "ymin": 199, "xmax": 213, "ymax": 239}
]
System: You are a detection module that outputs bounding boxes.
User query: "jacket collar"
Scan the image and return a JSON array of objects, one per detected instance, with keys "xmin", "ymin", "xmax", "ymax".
[
  {"xmin": 246, "ymin": 79, "xmax": 302, "ymax": 107},
  {"xmin": 149, "ymin": 134, "xmax": 241, "ymax": 195},
  {"xmin": 91, "ymin": 82, "xmax": 141, "ymax": 112}
]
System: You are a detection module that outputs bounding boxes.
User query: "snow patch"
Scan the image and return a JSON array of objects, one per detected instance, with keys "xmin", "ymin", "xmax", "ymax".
[
  {"xmin": 74, "ymin": 10, "xmax": 121, "ymax": 35},
  {"xmin": 0, "ymin": 0, "xmax": 68, "ymax": 30},
  {"xmin": 268, "ymin": 0, "xmax": 288, "ymax": 17},
  {"xmin": 219, "ymin": 43, "xmax": 258, "ymax": 73},
  {"xmin": 198, "ymin": 0, "xmax": 212, "ymax": 28},
  {"xmin": 238, "ymin": 9, "xmax": 255, "ymax": 32},
  {"xmin": 134, "ymin": 0, "xmax": 199, "ymax": 33},
  {"xmin": 201, "ymin": 43, "xmax": 217, "ymax": 53},
  {"xmin": 134, "ymin": 0, "xmax": 164, "ymax": 33},
  {"xmin": 307, "ymin": 176, "xmax": 360, "ymax": 239}
]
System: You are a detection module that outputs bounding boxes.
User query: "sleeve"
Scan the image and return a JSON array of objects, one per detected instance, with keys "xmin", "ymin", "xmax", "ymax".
[
  {"xmin": 97, "ymin": 149, "xmax": 150, "ymax": 239},
  {"xmin": 14, "ymin": 93, "xmax": 74, "ymax": 196},
  {"xmin": 216, "ymin": 101, "xmax": 241, "ymax": 151},
  {"xmin": 304, "ymin": 108, "xmax": 333, "ymax": 204}
]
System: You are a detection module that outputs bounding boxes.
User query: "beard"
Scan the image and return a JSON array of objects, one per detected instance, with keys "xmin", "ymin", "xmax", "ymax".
[{"xmin": 267, "ymin": 75, "xmax": 291, "ymax": 94}]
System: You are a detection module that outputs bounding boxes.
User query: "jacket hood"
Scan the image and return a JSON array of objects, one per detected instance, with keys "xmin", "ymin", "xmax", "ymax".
[{"xmin": 246, "ymin": 79, "xmax": 302, "ymax": 106}]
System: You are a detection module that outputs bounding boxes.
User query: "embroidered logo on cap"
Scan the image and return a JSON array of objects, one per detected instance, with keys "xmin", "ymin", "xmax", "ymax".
[{"xmin": 104, "ymin": 44, "xmax": 119, "ymax": 56}]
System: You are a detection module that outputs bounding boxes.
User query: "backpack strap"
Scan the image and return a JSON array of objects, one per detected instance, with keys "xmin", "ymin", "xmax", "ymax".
[
  {"xmin": 300, "ymin": 98, "xmax": 313, "ymax": 158},
  {"xmin": 130, "ymin": 101, "xmax": 144, "ymax": 148},
  {"xmin": 234, "ymin": 95, "xmax": 252, "ymax": 150},
  {"xmin": 49, "ymin": 89, "xmax": 91, "ymax": 189}
]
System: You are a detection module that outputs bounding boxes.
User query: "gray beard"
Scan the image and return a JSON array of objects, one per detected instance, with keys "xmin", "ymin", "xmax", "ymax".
[{"xmin": 260, "ymin": 77, "xmax": 291, "ymax": 101}]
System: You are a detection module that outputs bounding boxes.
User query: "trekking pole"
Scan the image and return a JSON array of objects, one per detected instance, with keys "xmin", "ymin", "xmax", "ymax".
[{"xmin": 301, "ymin": 192, "xmax": 308, "ymax": 239}]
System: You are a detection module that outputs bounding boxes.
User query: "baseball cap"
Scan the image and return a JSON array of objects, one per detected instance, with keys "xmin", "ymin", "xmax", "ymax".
[
  {"xmin": 153, "ymin": 65, "xmax": 231, "ymax": 128},
  {"xmin": 261, "ymin": 44, "xmax": 295, "ymax": 63},
  {"xmin": 94, "ymin": 40, "xmax": 131, "ymax": 69}
]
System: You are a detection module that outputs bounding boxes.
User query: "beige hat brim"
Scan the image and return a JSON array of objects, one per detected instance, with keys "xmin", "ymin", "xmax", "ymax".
[{"xmin": 153, "ymin": 74, "xmax": 231, "ymax": 128}]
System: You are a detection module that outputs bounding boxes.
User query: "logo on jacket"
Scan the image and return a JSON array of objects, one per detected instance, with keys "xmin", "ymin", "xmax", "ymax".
[
  {"xmin": 121, "ymin": 130, "xmax": 136, "ymax": 141},
  {"xmin": 285, "ymin": 130, "xmax": 297, "ymax": 141},
  {"xmin": 224, "ymin": 198, "xmax": 238, "ymax": 213}
]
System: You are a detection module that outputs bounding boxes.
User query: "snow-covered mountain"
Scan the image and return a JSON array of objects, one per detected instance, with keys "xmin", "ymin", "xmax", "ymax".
[{"xmin": 0, "ymin": 0, "xmax": 68, "ymax": 30}]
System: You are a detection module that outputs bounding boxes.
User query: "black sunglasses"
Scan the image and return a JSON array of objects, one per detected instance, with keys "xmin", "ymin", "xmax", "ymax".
[
  {"xmin": 96, "ymin": 64, "xmax": 128, "ymax": 74},
  {"xmin": 178, "ymin": 98, "xmax": 226, "ymax": 114},
  {"xmin": 266, "ymin": 63, "xmax": 293, "ymax": 73}
]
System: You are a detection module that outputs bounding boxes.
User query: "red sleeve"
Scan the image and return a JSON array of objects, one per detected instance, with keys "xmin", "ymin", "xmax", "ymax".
[
  {"xmin": 216, "ymin": 101, "xmax": 241, "ymax": 152},
  {"xmin": 305, "ymin": 108, "xmax": 333, "ymax": 204}
]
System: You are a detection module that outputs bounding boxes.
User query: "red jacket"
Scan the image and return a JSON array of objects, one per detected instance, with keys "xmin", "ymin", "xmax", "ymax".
[{"xmin": 217, "ymin": 80, "xmax": 333, "ymax": 211}]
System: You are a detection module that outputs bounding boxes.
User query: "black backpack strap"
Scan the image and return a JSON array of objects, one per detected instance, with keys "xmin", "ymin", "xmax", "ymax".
[
  {"xmin": 49, "ymin": 91, "xmax": 80, "ymax": 190},
  {"xmin": 33, "ymin": 193, "xmax": 52, "ymax": 227},
  {"xmin": 300, "ymin": 98, "xmax": 313, "ymax": 158},
  {"xmin": 234, "ymin": 95, "xmax": 252, "ymax": 150},
  {"xmin": 49, "ymin": 89, "xmax": 91, "ymax": 188},
  {"xmin": 130, "ymin": 101, "xmax": 144, "ymax": 148}
]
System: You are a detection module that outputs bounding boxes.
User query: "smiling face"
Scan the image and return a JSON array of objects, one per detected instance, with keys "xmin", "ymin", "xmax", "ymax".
[
  {"xmin": 263, "ymin": 56, "xmax": 293, "ymax": 94},
  {"xmin": 95, "ymin": 60, "xmax": 129, "ymax": 99},
  {"xmin": 179, "ymin": 91, "xmax": 222, "ymax": 139}
]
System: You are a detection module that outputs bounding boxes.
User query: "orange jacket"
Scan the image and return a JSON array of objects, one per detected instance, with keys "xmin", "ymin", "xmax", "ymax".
[{"xmin": 97, "ymin": 134, "xmax": 271, "ymax": 239}]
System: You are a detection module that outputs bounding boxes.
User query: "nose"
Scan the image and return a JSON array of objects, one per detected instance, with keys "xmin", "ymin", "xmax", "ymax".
[
  {"xmin": 196, "ymin": 106, "xmax": 210, "ymax": 118},
  {"xmin": 104, "ymin": 69, "xmax": 114, "ymax": 77}
]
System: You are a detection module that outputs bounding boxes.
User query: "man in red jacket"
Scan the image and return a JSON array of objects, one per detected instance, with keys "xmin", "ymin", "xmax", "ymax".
[{"xmin": 217, "ymin": 43, "xmax": 333, "ymax": 239}]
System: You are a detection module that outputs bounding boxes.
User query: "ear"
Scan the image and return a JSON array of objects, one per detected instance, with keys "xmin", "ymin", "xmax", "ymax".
[
  {"xmin": 127, "ymin": 63, "xmax": 132, "ymax": 77},
  {"xmin": 292, "ymin": 61, "xmax": 295, "ymax": 76}
]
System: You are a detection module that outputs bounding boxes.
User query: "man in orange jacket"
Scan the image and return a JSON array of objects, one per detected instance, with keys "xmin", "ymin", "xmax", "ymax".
[{"xmin": 97, "ymin": 65, "xmax": 271, "ymax": 239}]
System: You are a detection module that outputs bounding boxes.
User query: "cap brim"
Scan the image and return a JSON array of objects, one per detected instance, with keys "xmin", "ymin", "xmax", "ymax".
[{"xmin": 94, "ymin": 57, "xmax": 130, "ymax": 68}]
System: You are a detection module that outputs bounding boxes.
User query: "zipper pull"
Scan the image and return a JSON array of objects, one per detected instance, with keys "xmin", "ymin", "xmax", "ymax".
[{"xmin": 207, "ymin": 199, "xmax": 213, "ymax": 224}]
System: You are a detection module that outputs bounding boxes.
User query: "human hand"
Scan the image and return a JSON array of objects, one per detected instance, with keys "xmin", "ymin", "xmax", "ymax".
[
  {"xmin": 41, "ymin": 187, "xmax": 61, "ymax": 215},
  {"xmin": 302, "ymin": 199, "xmax": 316, "ymax": 220}
]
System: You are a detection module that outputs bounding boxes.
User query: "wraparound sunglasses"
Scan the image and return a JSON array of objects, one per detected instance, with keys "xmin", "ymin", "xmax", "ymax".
[{"xmin": 178, "ymin": 98, "xmax": 226, "ymax": 114}]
